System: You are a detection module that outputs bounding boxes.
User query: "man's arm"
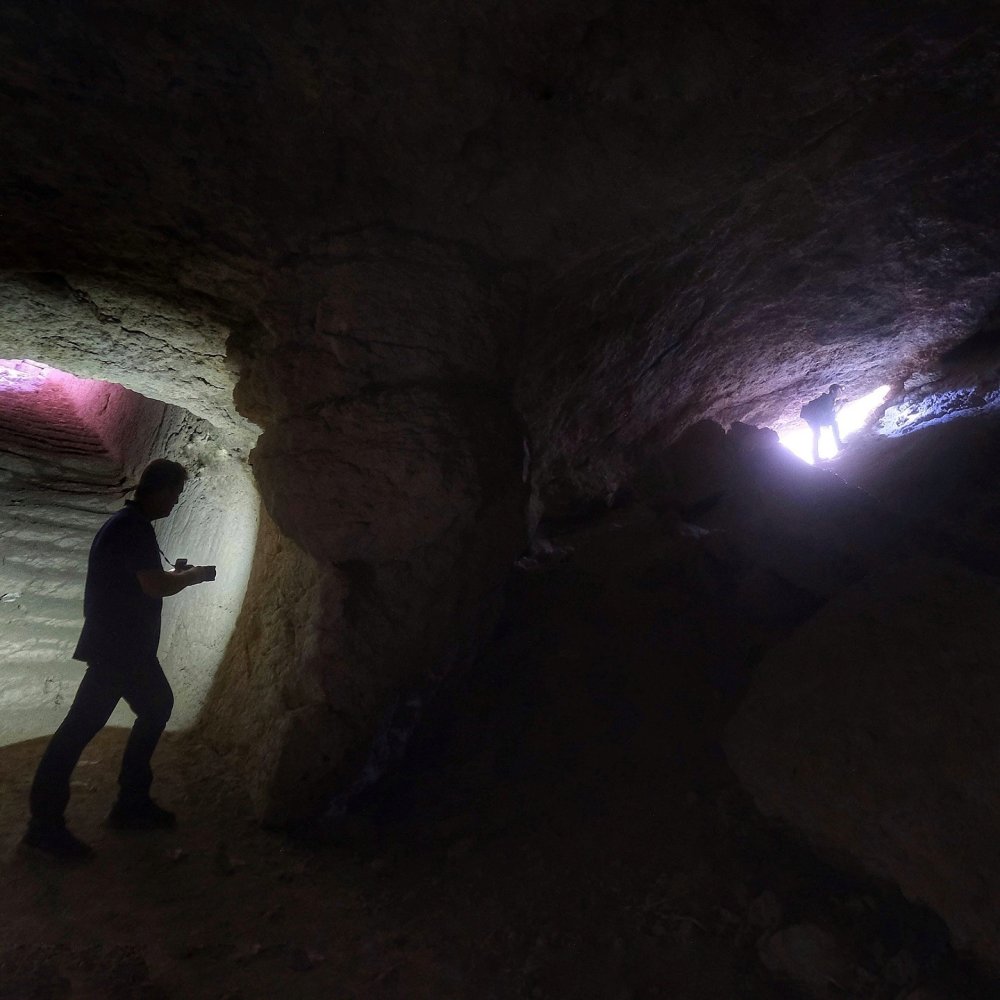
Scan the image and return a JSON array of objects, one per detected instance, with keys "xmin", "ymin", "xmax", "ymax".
[{"xmin": 137, "ymin": 566, "xmax": 216, "ymax": 598}]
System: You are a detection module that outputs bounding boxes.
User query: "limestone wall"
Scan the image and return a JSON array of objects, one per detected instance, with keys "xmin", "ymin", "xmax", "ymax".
[
  {"xmin": 197, "ymin": 234, "xmax": 529, "ymax": 823},
  {"xmin": 0, "ymin": 364, "xmax": 258, "ymax": 743},
  {"xmin": 0, "ymin": 236, "xmax": 527, "ymax": 824},
  {"xmin": 142, "ymin": 409, "xmax": 259, "ymax": 732},
  {"xmin": 0, "ymin": 273, "xmax": 257, "ymax": 455},
  {"xmin": 85, "ymin": 380, "xmax": 260, "ymax": 733}
]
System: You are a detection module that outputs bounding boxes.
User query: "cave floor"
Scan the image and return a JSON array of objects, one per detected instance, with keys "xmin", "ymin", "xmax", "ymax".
[
  {"xmin": 1, "ymin": 725, "xmax": 783, "ymax": 1000},
  {"xmin": 2, "ymin": 472, "xmax": 998, "ymax": 999}
]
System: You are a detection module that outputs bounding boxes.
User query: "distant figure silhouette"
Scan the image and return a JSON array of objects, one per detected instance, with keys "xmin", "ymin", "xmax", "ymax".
[
  {"xmin": 23, "ymin": 459, "xmax": 217, "ymax": 860},
  {"xmin": 800, "ymin": 383, "xmax": 844, "ymax": 463}
]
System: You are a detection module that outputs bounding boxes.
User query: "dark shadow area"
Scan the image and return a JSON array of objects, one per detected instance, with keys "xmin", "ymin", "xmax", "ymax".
[
  {"xmin": 320, "ymin": 472, "xmax": 1000, "ymax": 997},
  {"xmin": 940, "ymin": 299, "xmax": 1000, "ymax": 365}
]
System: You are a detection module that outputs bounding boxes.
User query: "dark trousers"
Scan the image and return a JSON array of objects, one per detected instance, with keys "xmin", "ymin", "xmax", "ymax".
[{"xmin": 29, "ymin": 658, "xmax": 174, "ymax": 826}]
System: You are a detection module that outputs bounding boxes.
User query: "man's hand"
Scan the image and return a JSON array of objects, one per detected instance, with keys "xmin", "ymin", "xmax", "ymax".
[{"xmin": 137, "ymin": 565, "xmax": 218, "ymax": 597}]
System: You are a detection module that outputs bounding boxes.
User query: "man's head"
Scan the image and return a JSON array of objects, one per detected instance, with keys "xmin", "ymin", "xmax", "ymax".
[
  {"xmin": 829, "ymin": 382, "xmax": 842, "ymax": 396},
  {"xmin": 135, "ymin": 459, "xmax": 188, "ymax": 519}
]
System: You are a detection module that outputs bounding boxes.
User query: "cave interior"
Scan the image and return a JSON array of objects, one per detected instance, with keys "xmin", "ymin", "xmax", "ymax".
[{"xmin": 2, "ymin": 1, "xmax": 1000, "ymax": 997}]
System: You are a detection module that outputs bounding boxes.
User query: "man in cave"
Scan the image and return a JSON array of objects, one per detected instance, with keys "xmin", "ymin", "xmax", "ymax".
[
  {"xmin": 23, "ymin": 459, "xmax": 217, "ymax": 860},
  {"xmin": 801, "ymin": 383, "xmax": 844, "ymax": 464}
]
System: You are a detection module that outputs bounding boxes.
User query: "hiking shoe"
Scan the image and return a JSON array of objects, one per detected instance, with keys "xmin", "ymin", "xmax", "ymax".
[
  {"xmin": 107, "ymin": 798, "xmax": 176, "ymax": 830},
  {"xmin": 21, "ymin": 821, "xmax": 95, "ymax": 861}
]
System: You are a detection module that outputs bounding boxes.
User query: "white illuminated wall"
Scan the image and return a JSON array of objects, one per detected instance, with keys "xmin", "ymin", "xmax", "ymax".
[
  {"xmin": 0, "ymin": 360, "xmax": 258, "ymax": 744},
  {"xmin": 154, "ymin": 455, "xmax": 258, "ymax": 728}
]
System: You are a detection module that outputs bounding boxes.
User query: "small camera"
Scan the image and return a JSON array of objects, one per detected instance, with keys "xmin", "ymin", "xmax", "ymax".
[{"xmin": 174, "ymin": 558, "xmax": 189, "ymax": 571}]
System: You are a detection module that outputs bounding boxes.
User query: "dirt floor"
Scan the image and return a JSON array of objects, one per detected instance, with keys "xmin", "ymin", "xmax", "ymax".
[{"xmin": 4, "ymin": 424, "xmax": 1000, "ymax": 999}]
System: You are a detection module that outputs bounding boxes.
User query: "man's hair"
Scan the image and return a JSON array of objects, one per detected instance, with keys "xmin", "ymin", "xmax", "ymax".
[
  {"xmin": 829, "ymin": 383, "xmax": 842, "ymax": 392},
  {"xmin": 135, "ymin": 459, "xmax": 188, "ymax": 500}
]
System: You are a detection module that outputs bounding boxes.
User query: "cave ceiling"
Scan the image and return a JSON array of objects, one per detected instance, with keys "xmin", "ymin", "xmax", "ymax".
[{"xmin": 1, "ymin": 0, "xmax": 998, "ymax": 502}]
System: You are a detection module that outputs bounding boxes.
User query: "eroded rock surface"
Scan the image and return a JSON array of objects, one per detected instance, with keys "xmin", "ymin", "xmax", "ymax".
[
  {"xmin": 726, "ymin": 557, "xmax": 1000, "ymax": 969},
  {"xmin": 0, "ymin": 273, "xmax": 256, "ymax": 453},
  {"xmin": 2, "ymin": 1, "xmax": 997, "ymax": 471},
  {"xmin": 209, "ymin": 235, "xmax": 528, "ymax": 821}
]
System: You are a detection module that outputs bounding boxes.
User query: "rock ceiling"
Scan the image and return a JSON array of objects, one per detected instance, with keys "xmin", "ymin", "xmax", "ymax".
[{"xmin": 2, "ymin": 2, "xmax": 997, "ymax": 482}]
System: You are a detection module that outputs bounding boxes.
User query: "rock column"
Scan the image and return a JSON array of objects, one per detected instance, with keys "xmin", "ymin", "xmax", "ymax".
[{"xmin": 200, "ymin": 233, "xmax": 527, "ymax": 823}]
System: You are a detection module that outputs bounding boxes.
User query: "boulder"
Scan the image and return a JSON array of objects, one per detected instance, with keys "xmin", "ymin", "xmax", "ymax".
[
  {"xmin": 726, "ymin": 557, "xmax": 1000, "ymax": 969},
  {"xmin": 697, "ymin": 433, "xmax": 897, "ymax": 599},
  {"xmin": 631, "ymin": 419, "xmax": 732, "ymax": 515}
]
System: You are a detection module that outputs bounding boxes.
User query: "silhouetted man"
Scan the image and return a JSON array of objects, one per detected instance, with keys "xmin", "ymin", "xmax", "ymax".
[
  {"xmin": 801, "ymin": 383, "xmax": 844, "ymax": 464},
  {"xmin": 23, "ymin": 459, "xmax": 216, "ymax": 860}
]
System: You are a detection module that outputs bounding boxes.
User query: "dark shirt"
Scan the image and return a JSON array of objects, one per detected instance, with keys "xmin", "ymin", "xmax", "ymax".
[
  {"xmin": 73, "ymin": 501, "xmax": 163, "ymax": 664},
  {"xmin": 802, "ymin": 390, "xmax": 838, "ymax": 427}
]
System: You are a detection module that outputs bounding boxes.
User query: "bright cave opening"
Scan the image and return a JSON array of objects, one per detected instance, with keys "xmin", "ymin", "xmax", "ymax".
[
  {"xmin": 0, "ymin": 358, "xmax": 258, "ymax": 745},
  {"xmin": 777, "ymin": 384, "xmax": 892, "ymax": 465}
]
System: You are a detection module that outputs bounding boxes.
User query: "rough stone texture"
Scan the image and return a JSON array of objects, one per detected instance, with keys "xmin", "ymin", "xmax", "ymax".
[
  {"xmin": 196, "ymin": 507, "xmax": 335, "ymax": 824},
  {"xmin": 506, "ymin": 3, "xmax": 1000, "ymax": 505},
  {"xmin": 0, "ymin": 272, "xmax": 257, "ymax": 453},
  {"xmin": 1, "ymin": 0, "xmax": 999, "ymax": 828},
  {"xmin": 631, "ymin": 420, "xmax": 901, "ymax": 615},
  {"xmin": 717, "ymin": 396, "xmax": 1000, "ymax": 974},
  {"xmin": 0, "ymin": 365, "xmax": 124, "ymax": 743},
  {"xmin": 726, "ymin": 557, "xmax": 1000, "ymax": 970},
  {"xmin": 151, "ymin": 418, "xmax": 259, "ymax": 726},
  {"xmin": 2, "ymin": 2, "xmax": 997, "ymax": 476},
  {"xmin": 213, "ymin": 237, "xmax": 528, "ymax": 821}
]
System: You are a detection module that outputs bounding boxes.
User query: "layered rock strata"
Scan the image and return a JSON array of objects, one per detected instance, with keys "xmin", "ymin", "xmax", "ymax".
[{"xmin": 0, "ymin": 364, "xmax": 256, "ymax": 742}]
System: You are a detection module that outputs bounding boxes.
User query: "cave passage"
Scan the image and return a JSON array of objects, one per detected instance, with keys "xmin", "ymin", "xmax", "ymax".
[
  {"xmin": 777, "ymin": 383, "xmax": 891, "ymax": 464},
  {"xmin": 0, "ymin": 358, "xmax": 258, "ymax": 746}
]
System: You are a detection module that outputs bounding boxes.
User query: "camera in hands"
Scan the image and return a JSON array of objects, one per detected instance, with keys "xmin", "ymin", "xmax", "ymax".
[{"xmin": 173, "ymin": 558, "xmax": 217, "ymax": 582}]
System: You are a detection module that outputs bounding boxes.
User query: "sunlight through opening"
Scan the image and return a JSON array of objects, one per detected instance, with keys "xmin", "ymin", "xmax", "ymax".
[{"xmin": 779, "ymin": 384, "xmax": 891, "ymax": 465}]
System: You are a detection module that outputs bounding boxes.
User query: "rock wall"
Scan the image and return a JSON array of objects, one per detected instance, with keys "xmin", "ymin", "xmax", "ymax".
[
  {"xmin": 0, "ymin": 238, "xmax": 527, "ymax": 821},
  {"xmin": 718, "ymin": 400, "xmax": 1000, "ymax": 972},
  {"xmin": 143, "ymin": 406, "xmax": 259, "ymax": 731},
  {"xmin": 726, "ymin": 558, "xmax": 1000, "ymax": 971},
  {"xmin": 0, "ymin": 366, "xmax": 125, "ymax": 744},
  {"xmin": 78, "ymin": 380, "xmax": 260, "ymax": 733},
  {"xmin": 0, "ymin": 364, "xmax": 257, "ymax": 741},
  {"xmin": 3, "ymin": 2, "xmax": 998, "ymax": 501},
  {"xmin": 198, "ymin": 233, "xmax": 528, "ymax": 823},
  {"xmin": 0, "ymin": 272, "xmax": 257, "ymax": 454},
  {"xmin": 2, "ymin": 0, "xmax": 999, "ymax": 829},
  {"xmin": 196, "ymin": 508, "xmax": 331, "ymax": 823}
]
